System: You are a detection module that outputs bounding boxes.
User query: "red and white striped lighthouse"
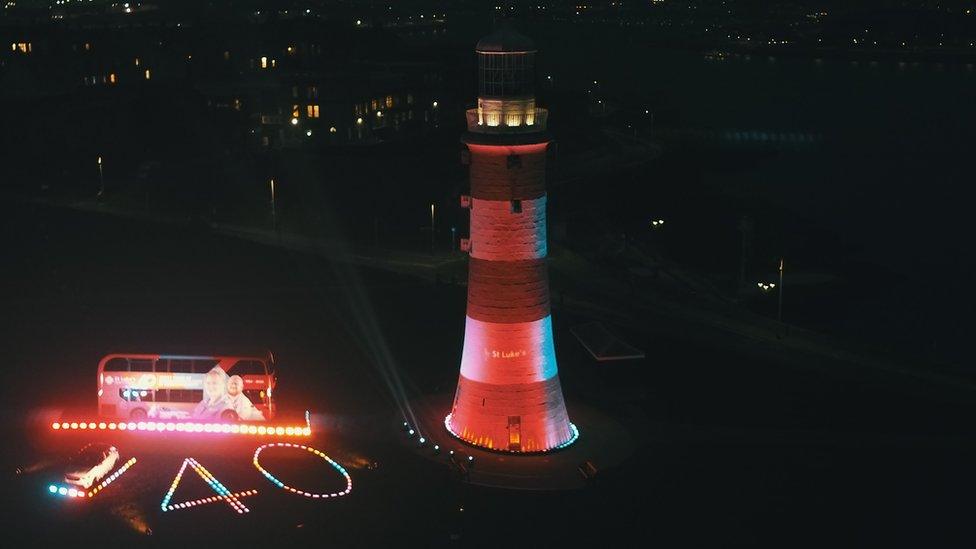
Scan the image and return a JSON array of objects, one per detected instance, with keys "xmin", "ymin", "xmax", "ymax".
[{"xmin": 446, "ymin": 26, "xmax": 577, "ymax": 453}]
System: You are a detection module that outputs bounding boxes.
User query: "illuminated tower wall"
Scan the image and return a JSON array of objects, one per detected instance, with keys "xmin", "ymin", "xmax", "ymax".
[{"xmin": 446, "ymin": 27, "xmax": 575, "ymax": 453}]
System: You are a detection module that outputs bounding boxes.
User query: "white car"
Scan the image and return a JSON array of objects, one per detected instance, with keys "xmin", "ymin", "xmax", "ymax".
[{"xmin": 64, "ymin": 443, "xmax": 120, "ymax": 489}]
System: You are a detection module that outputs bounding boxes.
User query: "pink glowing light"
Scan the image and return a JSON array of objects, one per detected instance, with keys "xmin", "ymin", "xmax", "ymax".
[
  {"xmin": 50, "ymin": 420, "xmax": 311, "ymax": 436},
  {"xmin": 252, "ymin": 443, "xmax": 352, "ymax": 499},
  {"xmin": 161, "ymin": 458, "xmax": 253, "ymax": 514},
  {"xmin": 47, "ymin": 457, "xmax": 137, "ymax": 500}
]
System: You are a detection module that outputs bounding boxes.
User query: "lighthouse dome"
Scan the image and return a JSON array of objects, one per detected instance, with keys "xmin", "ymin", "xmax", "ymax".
[{"xmin": 476, "ymin": 25, "xmax": 537, "ymax": 53}]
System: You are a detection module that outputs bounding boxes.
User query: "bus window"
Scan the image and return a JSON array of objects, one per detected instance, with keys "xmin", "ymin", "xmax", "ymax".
[
  {"xmin": 104, "ymin": 358, "xmax": 128, "ymax": 372},
  {"xmin": 170, "ymin": 359, "xmax": 192, "ymax": 373},
  {"xmin": 168, "ymin": 389, "xmax": 203, "ymax": 403},
  {"xmin": 154, "ymin": 358, "xmax": 169, "ymax": 372},
  {"xmin": 129, "ymin": 359, "xmax": 153, "ymax": 372},
  {"xmin": 120, "ymin": 388, "xmax": 154, "ymax": 402},
  {"xmin": 192, "ymin": 359, "xmax": 218, "ymax": 373},
  {"xmin": 228, "ymin": 360, "xmax": 267, "ymax": 376}
]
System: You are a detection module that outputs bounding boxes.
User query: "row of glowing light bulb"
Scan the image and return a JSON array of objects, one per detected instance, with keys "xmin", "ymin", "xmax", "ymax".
[
  {"xmin": 52, "ymin": 421, "xmax": 311, "ymax": 436},
  {"xmin": 440, "ymin": 414, "xmax": 580, "ymax": 453},
  {"xmin": 160, "ymin": 458, "xmax": 250, "ymax": 514},
  {"xmin": 252, "ymin": 443, "xmax": 352, "ymax": 499},
  {"xmin": 187, "ymin": 458, "xmax": 249, "ymax": 514},
  {"xmin": 165, "ymin": 490, "xmax": 258, "ymax": 512},
  {"xmin": 48, "ymin": 457, "xmax": 137, "ymax": 499}
]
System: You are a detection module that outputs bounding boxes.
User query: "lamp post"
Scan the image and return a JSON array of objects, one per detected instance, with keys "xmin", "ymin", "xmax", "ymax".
[
  {"xmin": 430, "ymin": 203, "xmax": 435, "ymax": 253},
  {"xmin": 777, "ymin": 258, "xmax": 784, "ymax": 323},
  {"xmin": 269, "ymin": 178, "xmax": 276, "ymax": 231},
  {"xmin": 96, "ymin": 156, "xmax": 104, "ymax": 197}
]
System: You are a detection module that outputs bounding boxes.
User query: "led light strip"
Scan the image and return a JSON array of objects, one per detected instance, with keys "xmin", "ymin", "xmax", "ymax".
[
  {"xmin": 159, "ymin": 458, "xmax": 191, "ymax": 511},
  {"xmin": 443, "ymin": 413, "xmax": 580, "ymax": 453},
  {"xmin": 47, "ymin": 457, "xmax": 137, "ymax": 499},
  {"xmin": 160, "ymin": 458, "xmax": 251, "ymax": 514},
  {"xmin": 52, "ymin": 421, "xmax": 311, "ymax": 437},
  {"xmin": 252, "ymin": 443, "xmax": 352, "ymax": 499},
  {"xmin": 164, "ymin": 490, "xmax": 258, "ymax": 512}
]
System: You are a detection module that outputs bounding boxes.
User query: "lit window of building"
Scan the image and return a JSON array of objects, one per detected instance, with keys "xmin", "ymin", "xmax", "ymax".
[
  {"xmin": 307, "ymin": 105, "xmax": 319, "ymax": 118},
  {"xmin": 144, "ymin": 69, "xmax": 151, "ymax": 80},
  {"xmin": 108, "ymin": 73, "xmax": 117, "ymax": 84},
  {"xmin": 370, "ymin": 99, "xmax": 378, "ymax": 111},
  {"xmin": 84, "ymin": 42, "xmax": 91, "ymax": 51},
  {"xmin": 134, "ymin": 57, "xmax": 140, "ymax": 66},
  {"xmin": 11, "ymin": 42, "xmax": 31, "ymax": 53},
  {"xmin": 308, "ymin": 86, "xmax": 318, "ymax": 99},
  {"xmin": 260, "ymin": 56, "xmax": 268, "ymax": 69},
  {"xmin": 233, "ymin": 99, "xmax": 242, "ymax": 111},
  {"xmin": 385, "ymin": 95, "xmax": 394, "ymax": 108},
  {"xmin": 292, "ymin": 105, "xmax": 301, "ymax": 118},
  {"xmin": 271, "ymin": 59, "xmax": 277, "ymax": 68}
]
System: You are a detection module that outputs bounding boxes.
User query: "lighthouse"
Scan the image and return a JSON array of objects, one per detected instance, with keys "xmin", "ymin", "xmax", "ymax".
[{"xmin": 446, "ymin": 26, "xmax": 577, "ymax": 453}]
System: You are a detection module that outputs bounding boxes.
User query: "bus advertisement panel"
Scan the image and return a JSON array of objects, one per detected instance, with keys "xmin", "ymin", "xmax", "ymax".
[{"xmin": 97, "ymin": 354, "xmax": 276, "ymax": 422}]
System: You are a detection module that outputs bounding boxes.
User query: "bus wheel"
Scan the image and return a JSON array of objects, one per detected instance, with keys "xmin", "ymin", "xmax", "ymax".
[
  {"xmin": 220, "ymin": 410, "xmax": 239, "ymax": 421},
  {"xmin": 129, "ymin": 408, "xmax": 147, "ymax": 420}
]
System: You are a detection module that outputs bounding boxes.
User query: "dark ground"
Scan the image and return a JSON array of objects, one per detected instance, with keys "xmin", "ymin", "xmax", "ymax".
[{"xmin": 3, "ymin": 203, "xmax": 976, "ymax": 547}]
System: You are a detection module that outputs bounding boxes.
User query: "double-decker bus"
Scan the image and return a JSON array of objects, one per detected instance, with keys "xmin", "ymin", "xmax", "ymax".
[{"xmin": 97, "ymin": 352, "xmax": 276, "ymax": 421}]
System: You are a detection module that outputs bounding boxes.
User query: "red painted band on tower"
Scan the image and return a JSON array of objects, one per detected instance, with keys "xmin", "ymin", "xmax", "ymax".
[
  {"xmin": 469, "ymin": 196, "xmax": 547, "ymax": 261},
  {"xmin": 467, "ymin": 143, "xmax": 550, "ymax": 200},
  {"xmin": 467, "ymin": 258, "xmax": 550, "ymax": 323}
]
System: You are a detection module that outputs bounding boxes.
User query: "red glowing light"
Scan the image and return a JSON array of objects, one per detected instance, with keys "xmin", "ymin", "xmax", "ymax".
[
  {"xmin": 50, "ymin": 420, "xmax": 311, "ymax": 436},
  {"xmin": 450, "ymin": 34, "xmax": 575, "ymax": 454}
]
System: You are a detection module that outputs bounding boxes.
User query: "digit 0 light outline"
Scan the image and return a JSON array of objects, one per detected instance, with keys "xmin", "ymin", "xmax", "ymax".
[{"xmin": 252, "ymin": 442, "xmax": 352, "ymax": 499}]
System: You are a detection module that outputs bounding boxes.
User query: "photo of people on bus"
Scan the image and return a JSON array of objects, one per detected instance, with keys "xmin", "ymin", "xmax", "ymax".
[
  {"xmin": 226, "ymin": 375, "xmax": 265, "ymax": 421},
  {"xmin": 192, "ymin": 367, "xmax": 265, "ymax": 421},
  {"xmin": 192, "ymin": 366, "xmax": 232, "ymax": 420}
]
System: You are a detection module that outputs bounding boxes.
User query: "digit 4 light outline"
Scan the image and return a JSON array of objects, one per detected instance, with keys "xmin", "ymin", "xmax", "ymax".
[{"xmin": 161, "ymin": 457, "xmax": 257, "ymax": 514}]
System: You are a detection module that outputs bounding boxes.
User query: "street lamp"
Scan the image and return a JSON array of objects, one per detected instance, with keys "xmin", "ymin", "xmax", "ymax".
[
  {"xmin": 430, "ymin": 203, "xmax": 435, "ymax": 253},
  {"xmin": 777, "ymin": 258, "xmax": 784, "ymax": 323},
  {"xmin": 269, "ymin": 178, "xmax": 276, "ymax": 230},
  {"xmin": 650, "ymin": 218, "xmax": 665, "ymax": 228},
  {"xmin": 96, "ymin": 156, "xmax": 104, "ymax": 197}
]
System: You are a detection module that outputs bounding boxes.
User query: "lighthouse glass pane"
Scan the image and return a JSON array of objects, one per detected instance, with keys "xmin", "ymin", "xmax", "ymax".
[{"xmin": 478, "ymin": 52, "xmax": 535, "ymax": 97}]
